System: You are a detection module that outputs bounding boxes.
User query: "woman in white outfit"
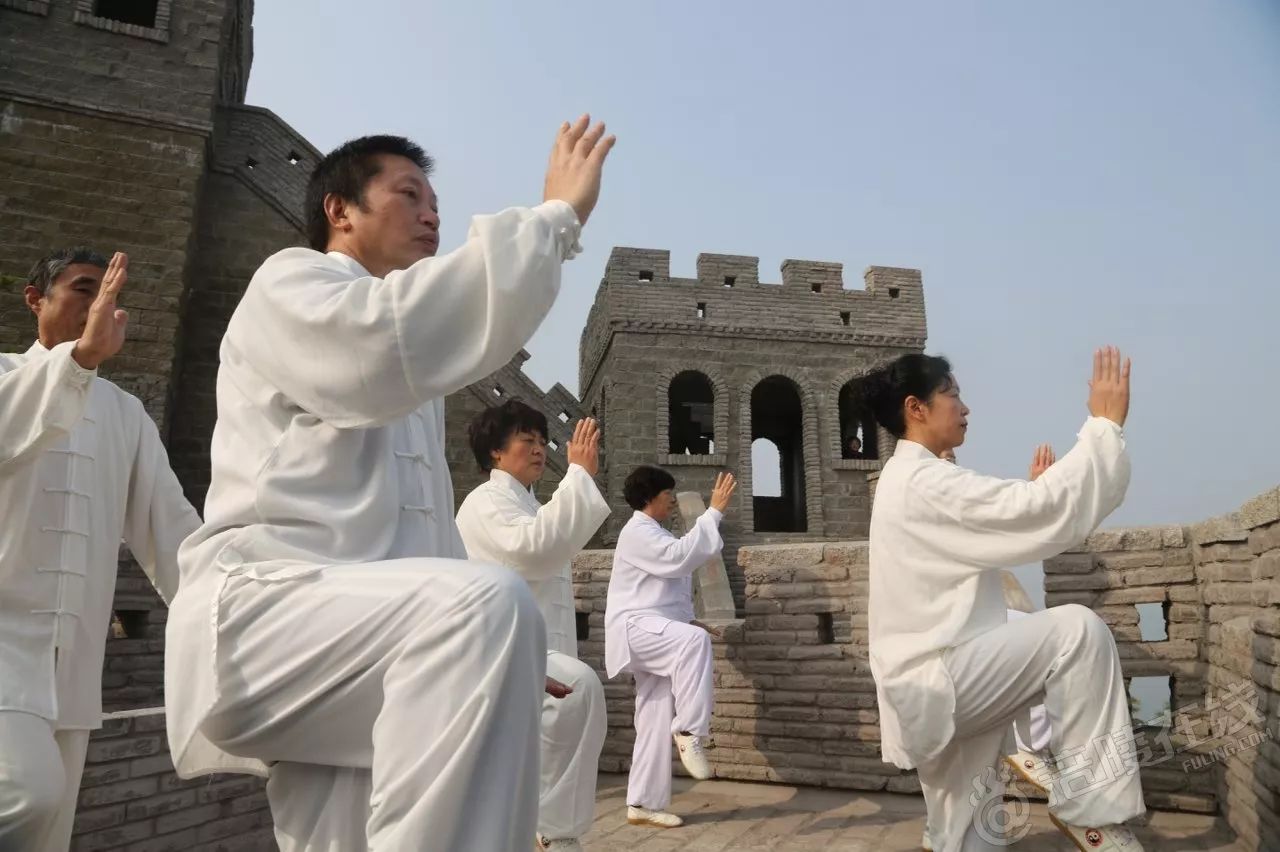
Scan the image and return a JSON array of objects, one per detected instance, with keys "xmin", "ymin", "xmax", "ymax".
[
  {"xmin": 923, "ymin": 450, "xmax": 1058, "ymax": 851},
  {"xmin": 456, "ymin": 402, "xmax": 612, "ymax": 852},
  {"xmin": 604, "ymin": 466, "xmax": 736, "ymax": 828},
  {"xmin": 866, "ymin": 348, "xmax": 1145, "ymax": 852}
]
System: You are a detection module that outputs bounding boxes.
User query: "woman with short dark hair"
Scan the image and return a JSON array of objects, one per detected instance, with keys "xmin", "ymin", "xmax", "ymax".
[
  {"xmin": 604, "ymin": 466, "xmax": 736, "ymax": 828},
  {"xmin": 456, "ymin": 401, "xmax": 611, "ymax": 852}
]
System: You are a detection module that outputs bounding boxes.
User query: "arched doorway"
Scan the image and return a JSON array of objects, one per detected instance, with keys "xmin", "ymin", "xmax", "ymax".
[{"xmin": 750, "ymin": 376, "xmax": 807, "ymax": 532}]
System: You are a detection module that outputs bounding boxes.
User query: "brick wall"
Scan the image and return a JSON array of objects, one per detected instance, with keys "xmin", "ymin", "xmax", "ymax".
[
  {"xmin": 1, "ymin": 0, "xmax": 243, "ymax": 133},
  {"xmin": 0, "ymin": 99, "xmax": 207, "ymax": 428},
  {"xmin": 71, "ymin": 709, "xmax": 273, "ymax": 852},
  {"xmin": 1227, "ymin": 488, "xmax": 1280, "ymax": 849},
  {"xmin": 165, "ymin": 166, "xmax": 303, "ymax": 509},
  {"xmin": 1044, "ymin": 527, "xmax": 1218, "ymax": 812},
  {"xmin": 1044, "ymin": 487, "xmax": 1280, "ymax": 847},
  {"xmin": 103, "ymin": 551, "xmax": 168, "ymax": 711},
  {"xmin": 207, "ymin": 104, "xmax": 319, "ymax": 229}
]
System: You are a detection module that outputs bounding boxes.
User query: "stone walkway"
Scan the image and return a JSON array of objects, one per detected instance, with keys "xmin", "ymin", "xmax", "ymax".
[{"xmin": 584, "ymin": 774, "xmax": 1240, "ymax": 851}]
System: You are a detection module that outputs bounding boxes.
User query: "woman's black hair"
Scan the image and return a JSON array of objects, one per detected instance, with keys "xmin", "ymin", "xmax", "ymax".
[
  {"xmin": 623, "ymin": 465, "xmax": 677, "ymax": 511},
  {"xmin": 467, "ymin": 399, "xmax": 548, "ymax": 472},
  {"xmin": 859, "ymin": 354, "xmax": 953, "ymax": 438}
]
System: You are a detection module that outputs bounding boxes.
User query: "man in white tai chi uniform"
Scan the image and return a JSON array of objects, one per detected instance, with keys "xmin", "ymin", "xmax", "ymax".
[
  {"xmin": 456, "ymin": 401, "xmax": 611, "ymax": 851},
  {"xmin": 166, "ymin": 116, "xmax": 615, "ymax": 851},
  {"xmin": 866, "ymin": 347, "xmax": 1144, "ymax": 852},
  {"xmin": 0, "ymin": 249, "xmax": 199, "ymax": 851},
  {"xmin": 604, "ymin": 466, "xmax": 736, "ymax": 828}
]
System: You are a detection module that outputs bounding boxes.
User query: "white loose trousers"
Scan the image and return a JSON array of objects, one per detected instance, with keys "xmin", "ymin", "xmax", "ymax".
[
  {"xmin": 539, "ymin": 652, "xmax": 608, "ymax": 840},
  {"xmin": 623, "ymin": 619, "xmax": 714, "ymax": 811},
  {"xmin": 200, "ymin": 559, "xmax": 547, "ymax": 852},
  {"xmin": 919, "ymin": 605, "xmax": 1145, "ymax": 852},
  {"xmin": 270, "ymin": 649, "xmax": 608, "ymax": 851}
]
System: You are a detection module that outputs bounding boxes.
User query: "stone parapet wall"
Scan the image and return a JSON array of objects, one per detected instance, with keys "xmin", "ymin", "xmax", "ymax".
[
  {"xmin": 1046, "ymin": 487, "xmax": 1280, "ymax": 848},
  {"xmin": 71, "ymin": 708, "xmax": 273, "ymax": 852}
]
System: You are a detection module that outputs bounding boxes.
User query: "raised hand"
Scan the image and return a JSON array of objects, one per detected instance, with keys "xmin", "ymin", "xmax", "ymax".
[
  {"xmin": 566, "ymin": 417, "xmax": 601, "ymax": 477},
  {"xmin": 73, "ymin": 251, "xmax": 129, "ymax": 370},
  {"xmin": 543, "ymin": 114, "xmax": 617, "ymax": 225},
  {"xmin": 1028, "ymin": 444, "xmax": 1056, "ymax": 481},
  {"xmin": 545, "ymin": 677, "xmax": 573, "ymax": 700},
  {"xmin": 709, "ymin": 472, "xmax": 737, "ymax": 513},
  {"xmin": 1087, "ymin": 345, "xmax": 1132, "ymax": 428}
]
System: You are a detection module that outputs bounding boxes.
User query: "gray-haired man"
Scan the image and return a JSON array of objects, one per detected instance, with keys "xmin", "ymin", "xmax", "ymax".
[{"xmin": 0, "ymin": 248, "xmax": 199, "ymax": 851}]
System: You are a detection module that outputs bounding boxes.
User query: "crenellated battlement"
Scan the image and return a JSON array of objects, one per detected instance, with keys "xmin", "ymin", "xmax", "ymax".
[
  {"xmin": 600, "ymin": 247, "xmax": 922, "ymax": 296},
  {"xmin": 581, "ymin": 247, "xmax": 927, "ymax": 395}
]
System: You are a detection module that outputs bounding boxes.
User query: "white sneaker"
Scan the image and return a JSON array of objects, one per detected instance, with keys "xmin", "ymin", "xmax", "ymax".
[
  {"xmin": 536, "ymin": 836, "xmax": 584, "ymax": 851},
  {"xmin": 1049, "ymin": 815, "xmax": 1144, "ymax": 851},
  {"xmin": 673, "ymin": 732, "xmax": 712, "ymax": 780},
  {"xmin": 627, "ymin": 806, "xmax": 684, "ymax": 828},
  {"xmin": 1004, "ymin": 748, "xmax": 1052, "ymax": 793}
]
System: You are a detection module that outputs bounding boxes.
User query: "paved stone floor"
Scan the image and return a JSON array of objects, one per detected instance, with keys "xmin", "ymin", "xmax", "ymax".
[{"xmin": 584, "ymin": 774, "xmax": 1240, "ymax": 851}]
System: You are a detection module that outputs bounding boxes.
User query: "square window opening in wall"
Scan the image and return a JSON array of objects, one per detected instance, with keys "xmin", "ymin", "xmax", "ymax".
[
  {"xmin": 75, "ymin": 0, "xmax": 170, "ymax": 41},
  {"xmin": 1129, "ymin": 675, "xmax": 1173, "ymax": 726},
  {"xmin": 817, "ymin": 612, "xmax": 835, "ymax": 645},
  {"xmin": 810, "ymin": 282, "xmax": 822, "ymax": 294},
  {"xmin": 111, "ymin": 610, "xmax": 149, "ymax": 639},
  {"xmin": 696, "ymin": 302, "xmax": 707, "ymax": 319},
  {"xmin": 492, "ymin": 385, "xmax": 504, "ymax": 397},
  {"xmin": 548, "ymin": 439, "xmax": 559, "ymax": 451},
  {"xmin": 840, "ymin": 311, "xmax": 851, "ymax": 326},
  {"xmin": 245, "ymin": 157, "xmax": 258, "ymax": 170},
  {"xmin": 638, "ymin": 270, "xmax": 654, "ymax": 282},
  {"xmin": 888, "ymin": 287, "xmax": 901, "ymax": 299},
  {"xmin": 1136, "ymin": 601, "xmax": 1168, "ymax": 642},
  {"xmin": 576, "ymin": 612, "xmax": 590, "ymax": 641},
  {"xmin": 95, "ymin": 0, "xmax": 159, "ymax": 27},
  {"xmin": 288, "ymin": 151, "xmax": 302, "ymax": 166},
  {"xmin": 724, "ymin": 276, "xmax": 736, "ymax": 288},
  {"xmin": 558, "ymin": 411, "xmax": 569, "ymax": 423}
]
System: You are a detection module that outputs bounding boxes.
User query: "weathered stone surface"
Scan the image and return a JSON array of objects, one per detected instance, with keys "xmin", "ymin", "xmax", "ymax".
[
  {"xmin": 1044, "ymin": 552, "xmax": 1096, "ymax": 575},
  {"xmin": 1239, "ymin": 487, "xmax": 1280, "ymax": 530},
  {"xmin": 1192, "ymin": 515, "xmax": 1250, "ymax": 545}
]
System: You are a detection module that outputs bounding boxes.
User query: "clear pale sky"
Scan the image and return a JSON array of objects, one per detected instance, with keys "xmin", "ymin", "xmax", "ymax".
[{"xmin": 245, "ymin": 1, "xmax": 1279, "ymax": 611}]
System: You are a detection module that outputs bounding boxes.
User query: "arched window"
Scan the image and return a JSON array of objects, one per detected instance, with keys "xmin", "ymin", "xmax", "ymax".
[
  {"xmin": 751, "ymin": 438, "xmax": 782, "ymax": 497},
  {"xmin": 838, "ymin": 378, "xmax": 879, "ymax": 460},
  {"xmin": 751, "ymin": 376, "xmax": 806, "ymax": 532},
  {"xmin": 668, "ymin": 371, "xmax": 715, "ymax": 454}
]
